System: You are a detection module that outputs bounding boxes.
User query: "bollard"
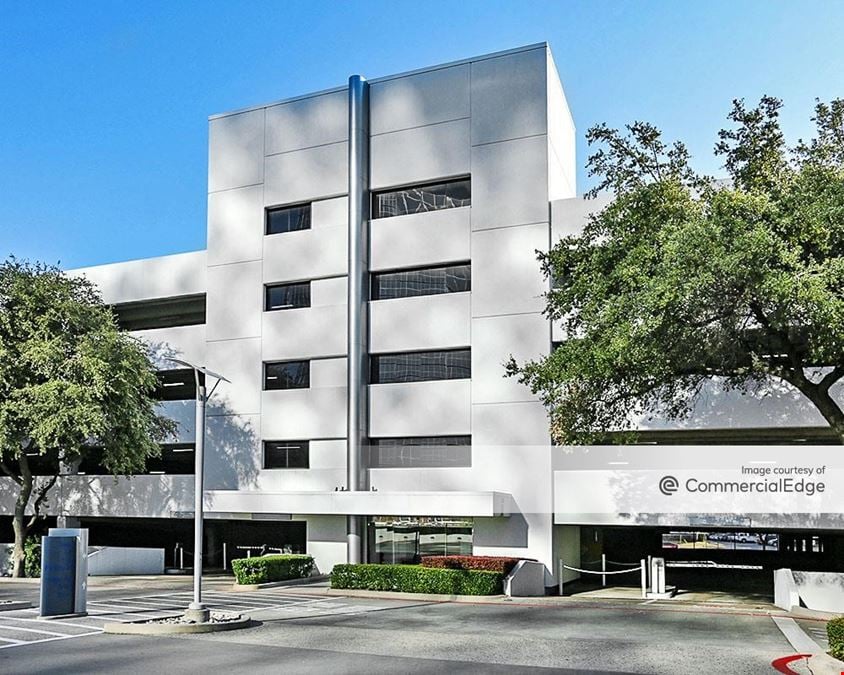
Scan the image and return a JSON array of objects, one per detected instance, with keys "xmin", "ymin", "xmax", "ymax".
[
  {"xmin": 601, "ymin": 553, "xmax": 607, "ymax": 588},
  {"xmin": 223, "ymin": 542, "xmax": 227, "ymax": 571},
  {"xmin": 640, "ymin": 559, "xmax": 647, "ymax": 598}
]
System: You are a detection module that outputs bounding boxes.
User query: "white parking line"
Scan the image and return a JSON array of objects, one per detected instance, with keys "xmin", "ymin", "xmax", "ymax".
[{"xmin": 0, "ymin": 631, "xmax": 102, "ymax": 651}]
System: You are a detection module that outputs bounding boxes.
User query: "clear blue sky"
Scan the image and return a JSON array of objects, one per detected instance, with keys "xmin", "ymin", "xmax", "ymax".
[{"xmin": 1, "ymin": 1, "xmax": 842, "ymax": 269}]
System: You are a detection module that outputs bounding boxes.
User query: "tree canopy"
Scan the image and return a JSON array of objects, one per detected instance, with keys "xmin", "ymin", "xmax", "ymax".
[
  {"xmin": 508, "ymin": 97, "xmax": 844, "ymax": 444},
  {"xmin": 0, "ymin": 259, "xmax": 174, "ymax": 575}
]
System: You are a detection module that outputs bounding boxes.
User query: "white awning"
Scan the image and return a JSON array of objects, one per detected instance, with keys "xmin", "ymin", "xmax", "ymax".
[{"xmin": 205, "ymin": 490, "xmax": 512, "ymax": 518}]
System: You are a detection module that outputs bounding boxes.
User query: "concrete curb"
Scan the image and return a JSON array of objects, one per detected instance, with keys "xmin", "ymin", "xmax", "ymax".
[
  {"xmin": 103, "ymin": 615, "xmax": 253, "ymax": 635},
  {"xmin": 231, "ymin": 575, "xmax": 329, "ymax": 591},
  {"xmin": 807, "ymin": 653, "xmax": 844, "ymax": 675},
  {"xmin": 324, "ymin": 588, "xmax": 507, "ymax": 603},
  {"xmin": 0, "ymin": 601, "xmax": 32, "ymax": 611}
]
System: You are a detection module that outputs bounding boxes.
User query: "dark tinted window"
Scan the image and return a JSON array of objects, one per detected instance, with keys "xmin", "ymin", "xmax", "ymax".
[
  {"xmin": 78, "ymin": 444, "xmax": 194, "ymax": 475},
  {"xmin": 113, "ymin": 294, "xmax": 206, "ymax": 331},
  {"xmin": 264, "ymin": 361, "xmax": 310, "ymax": 390},
  {"xmin": 266, "ymin": 204, "xmax": 311, "ymax": 235},
  {"xmin": 155, "ymin": 369, "xmax": 196, "ymax": 401},
  {"xmin": 265, "ymin": 282, "xmax": 311, "ymax": 311},
  {"xmin": 371, "ymin": 263, "xmax": 470, "ymax": 301},
  {"xmin": 368, "ymin": 436, "xmax": 471, "ymax": 468},
  {"xmin": 370, "ymin": 349, "xmax": 470, "ymax": 384},
  {"xmin": 264, "ymin": 441, "xmax": 310, "ymax": 469},
  {"xmin": 372, "ymin": 178, "xmax": 470, "ymax": 219}
]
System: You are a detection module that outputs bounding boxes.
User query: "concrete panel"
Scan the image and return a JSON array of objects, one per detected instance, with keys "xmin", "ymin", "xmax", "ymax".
[
  {"xmin": 546, "ymin": 50, "xmax": 577, "ymax": 200},
  {"xmin": 263, "ymin": 224, "xmax": 347, "ymax": 283},
  {"xmin": 262, "ymin": 303, "xmax": 346, "ymax": 361},
  {"xmin": 59, "ymin": 475, "xmax": 194, "ymax": 519},
  {"xmin": 265, "ymin": 90, "xmax": 347, "ymax": 155},
  {"xmin": 312, "ymin": 277, "xmax": 346, "ymax": 307},
  {"xmin": 470, "ymin": 47, "xmax": 547, "ymax": 146},
  {"xmin": 88, "ymin": 547, "xmax": 165, "ymax": 576},
  {"xmin": 70, "ymin": 251, "xmax": 207, "ymax": 305},
  {"xmin": 206, "ymin": 337, "xmax": 262, "ymax": 416},
  {"xmin": 370, "ymin": 119, "xmax": 470, "ymax": 190},
  {"xmin": 369, "ymin": 380, "xmax": 471, "ymax": 437},
  {"xmin": 206, "ymin": 261, "xmax": 262, "ymax": 341},
  {"xmin": 207, "ymin": 186, "xmax": 263, "ymax": 266},
  {"xmin": 205, "ymin": 413, "xmax": 262, "ymax": 491},
  {"xmin": 472, "ymin": 313, "xmax": 548, "ymax": 404},
  {"xmin": 370, "ymin": 207, "xmax": 470, "ymax": 271},
  {"xmin": 370, "ymin": 292, "xmax": 470, "ymax": 353},
  {"xmin": 370, "ymin": 64, "xmax": 470, "ymax": 135},
  {"xmin": 261, "ymin": 387, "xmax": 347, "ymax": 439},
  {"xmin": 471, "ymin": 401, "xmax": 550, "ymax": 445},
  {"xmin": 134, "ymin": 324, "xmax": 207, "ymax": 370},
  {"xmin": 471, "ymin": 222, "xmax": 548, "ymax": 317},
  {"xmin": 311, "ymin": 357, "xmax": 347, "ymax": 388},
  {"xmin": 297, "ymin": 515, "xmax": 347, "ymax": 573},
  {"xmin": 551, "ymin": 194, "xmax": 612, "ymax": 242},
  {"xmin": 312, "ymin": 196, "xmax": 348, "ymax": 229},
  {"xmin": 471, "ymin": 135, "xmax": 549, "ymax": 230},
  {"xmin": 208, "ymin": 109, "xmax": 265, "ymax": 192},
  {"xmin": 264, "ymin": 142, "xmax": 347, "ymax": 206}
]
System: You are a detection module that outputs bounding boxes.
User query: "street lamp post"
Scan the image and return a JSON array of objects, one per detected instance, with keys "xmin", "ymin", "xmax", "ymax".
[{"xmin": 169, "ymin": 359, "xmax": 229, "ymax": 623}]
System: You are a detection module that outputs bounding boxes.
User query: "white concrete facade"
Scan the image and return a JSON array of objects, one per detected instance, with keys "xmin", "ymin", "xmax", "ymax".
[{"xmin": 9, "ymin": 43, "xmax": 840, "ymax": 582}]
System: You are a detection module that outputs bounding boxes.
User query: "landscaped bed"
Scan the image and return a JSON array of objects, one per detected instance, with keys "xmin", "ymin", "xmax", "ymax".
[{"xmin": 330, "ymin": 556, "xmax": 523, "ymax": 596}]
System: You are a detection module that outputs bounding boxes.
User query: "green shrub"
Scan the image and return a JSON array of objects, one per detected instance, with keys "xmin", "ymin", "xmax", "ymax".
[
  {"xmin": 231, "ymin": 554, "xmax": 314, "ymax": 585},
  {"xmin": 24, "ymin": 538, "xmax": 41, "ymax": 578},
  {"xmin": 330, "ymin": 563, "xmax": 503, "ymax": 595},
  {"xmin": 828, "ymin": 616, "xmax": 844, "ymax": 660}
]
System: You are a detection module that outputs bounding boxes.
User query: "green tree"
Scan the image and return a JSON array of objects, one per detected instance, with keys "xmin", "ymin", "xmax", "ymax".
[
  {"xmin": 0, "ymin": 260, "xmax": 174, "ymax": 576},
  {"xmin": 508, "ymin": 97, "xmax": 844, "ymax": 444}
]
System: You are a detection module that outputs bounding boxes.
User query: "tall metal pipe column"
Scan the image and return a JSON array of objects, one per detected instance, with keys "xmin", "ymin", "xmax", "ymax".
[{"xmin": 346, "ymin": 75, "xmax": 369, "ymax": 563}]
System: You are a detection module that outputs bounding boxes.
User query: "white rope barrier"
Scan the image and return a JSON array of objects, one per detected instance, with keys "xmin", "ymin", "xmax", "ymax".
[
  {"xmin": 559, "ymin": 558, "xmax": 648, "ymax": 599},
  {"xmin": 560, "ymin": 564, "xmax": 642, "ymax": 576}
]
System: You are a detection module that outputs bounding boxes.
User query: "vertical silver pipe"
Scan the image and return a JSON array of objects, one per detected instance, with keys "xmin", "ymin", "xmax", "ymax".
[{"xmin": 346, "ymin": 74, "xmax": 369, "ymax": 564}]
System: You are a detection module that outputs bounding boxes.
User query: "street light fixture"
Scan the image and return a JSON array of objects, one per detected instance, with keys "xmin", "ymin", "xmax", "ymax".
[{"xmin": 168, "ymin": 358, "xmax": 229, "ymax": 623}]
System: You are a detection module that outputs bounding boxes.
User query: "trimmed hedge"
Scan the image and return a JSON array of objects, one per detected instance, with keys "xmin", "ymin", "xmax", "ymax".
[
  {"xmin": 420, "ymin": 555, "xmax": 522, "ymax": 575},
  {"xmin": 231, "ymin": 554, "xmax": 314, "ymax": 585},
  {"xmin": 828, "ymin": 616, "xmax": 844, "ymax": 660},
  {"xmin": 330, "ymin": 563, "xmax": 503, "ymax": 595}
]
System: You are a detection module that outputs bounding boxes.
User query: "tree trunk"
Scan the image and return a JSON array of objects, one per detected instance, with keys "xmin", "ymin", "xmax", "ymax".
[{"xmin": 11, "ymin": 472, "xmax": 33, "ymax": 578}]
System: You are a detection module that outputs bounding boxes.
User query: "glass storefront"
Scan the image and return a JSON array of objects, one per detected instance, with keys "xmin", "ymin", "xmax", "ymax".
[{"xmin": 367, "ymin": 516, "xmax": 473, "ymax": 564}]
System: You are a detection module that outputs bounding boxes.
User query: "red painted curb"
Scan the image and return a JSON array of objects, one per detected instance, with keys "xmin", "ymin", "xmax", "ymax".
[{"xmin": 771, "ymin": 654, "xmax": 811, "ymax": 674}]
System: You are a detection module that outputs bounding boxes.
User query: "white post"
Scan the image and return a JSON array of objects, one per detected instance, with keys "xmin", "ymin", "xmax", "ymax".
[
  {"xmin": 558, "ymin": 559, "xmax": 564, "ymax": 596},
  {"xmin": 601, "ymin": 553, "xmax": 607, "ymax": 588},
  {"xmin": 640, "ymin": 559, "xmax": 647, "ymax": 598},
  {"xmin": 180, "ymin": 547, "xmax": 184, "ymax": 570},
  {"xmin": 223, "ymin": 542, "xmax": 227, "ymax": 571},
  {"xmin": 186, "ymin": 373, "xmax": 208, "ymax": 622}
]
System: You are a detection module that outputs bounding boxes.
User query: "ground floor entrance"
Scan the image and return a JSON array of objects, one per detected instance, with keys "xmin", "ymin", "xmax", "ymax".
[{"xmin": 570, "ymin": 524, "xmax": 844, "ymax": 594}]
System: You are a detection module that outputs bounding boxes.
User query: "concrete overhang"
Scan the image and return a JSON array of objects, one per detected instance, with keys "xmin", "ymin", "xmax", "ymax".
[{"xmin": 205, "ymin": 490, "xmax": 512, "ymax": 518}]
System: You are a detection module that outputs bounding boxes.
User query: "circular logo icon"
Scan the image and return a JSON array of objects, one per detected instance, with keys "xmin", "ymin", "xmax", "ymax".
[{"xmin": 659, "ymin": 475, "xmax": 679, "ymax": 496}]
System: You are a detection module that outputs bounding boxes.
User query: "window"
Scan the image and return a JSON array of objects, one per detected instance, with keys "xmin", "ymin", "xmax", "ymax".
[
  {"xmin": 113, "ymin": 294, "xmax": 206, "ymax": 331},
  {"xmin": 155, "ymin": 368, "xmax": 196, "ymax": 401},
  {"xmin": 77, "ymin": 444, "xmax": 195, "ymax": 475},
  {"xmin": 264, "ymin": 361, "xmax": 310, "ymax": 390},
  {"xmin": 368, "ymin": 436, "xmax": 471, "ymax": 468},
  {"xmin": 266, "ymin": 203, "xmax": 311, "ymax": 235},
  {"xmin": 370, "ymin": 349, "xmax": 470, "ymax": 384},
  {"xmin": 263, "ymin": 441, "xmax": 310, "ymax": 469},
  {"xmin": 371, "ymin": 263, "xmax": 470, "ymax": 301},
  {"xmin": 265, "ymin": 282, "xmax": 311, "ymax": 311},
  {"xmin": 368, "ymin": 516, "xmax": 473, "ymax": 564},
  {"xmin": 372, "ymin": 178, "xmax": 470, "ymax": 219}
]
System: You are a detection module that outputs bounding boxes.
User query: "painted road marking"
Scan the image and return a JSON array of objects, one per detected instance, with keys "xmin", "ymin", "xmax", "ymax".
[{"xmin": 772, "ymin": 616, "xmax": 821, "ymax": 654}]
